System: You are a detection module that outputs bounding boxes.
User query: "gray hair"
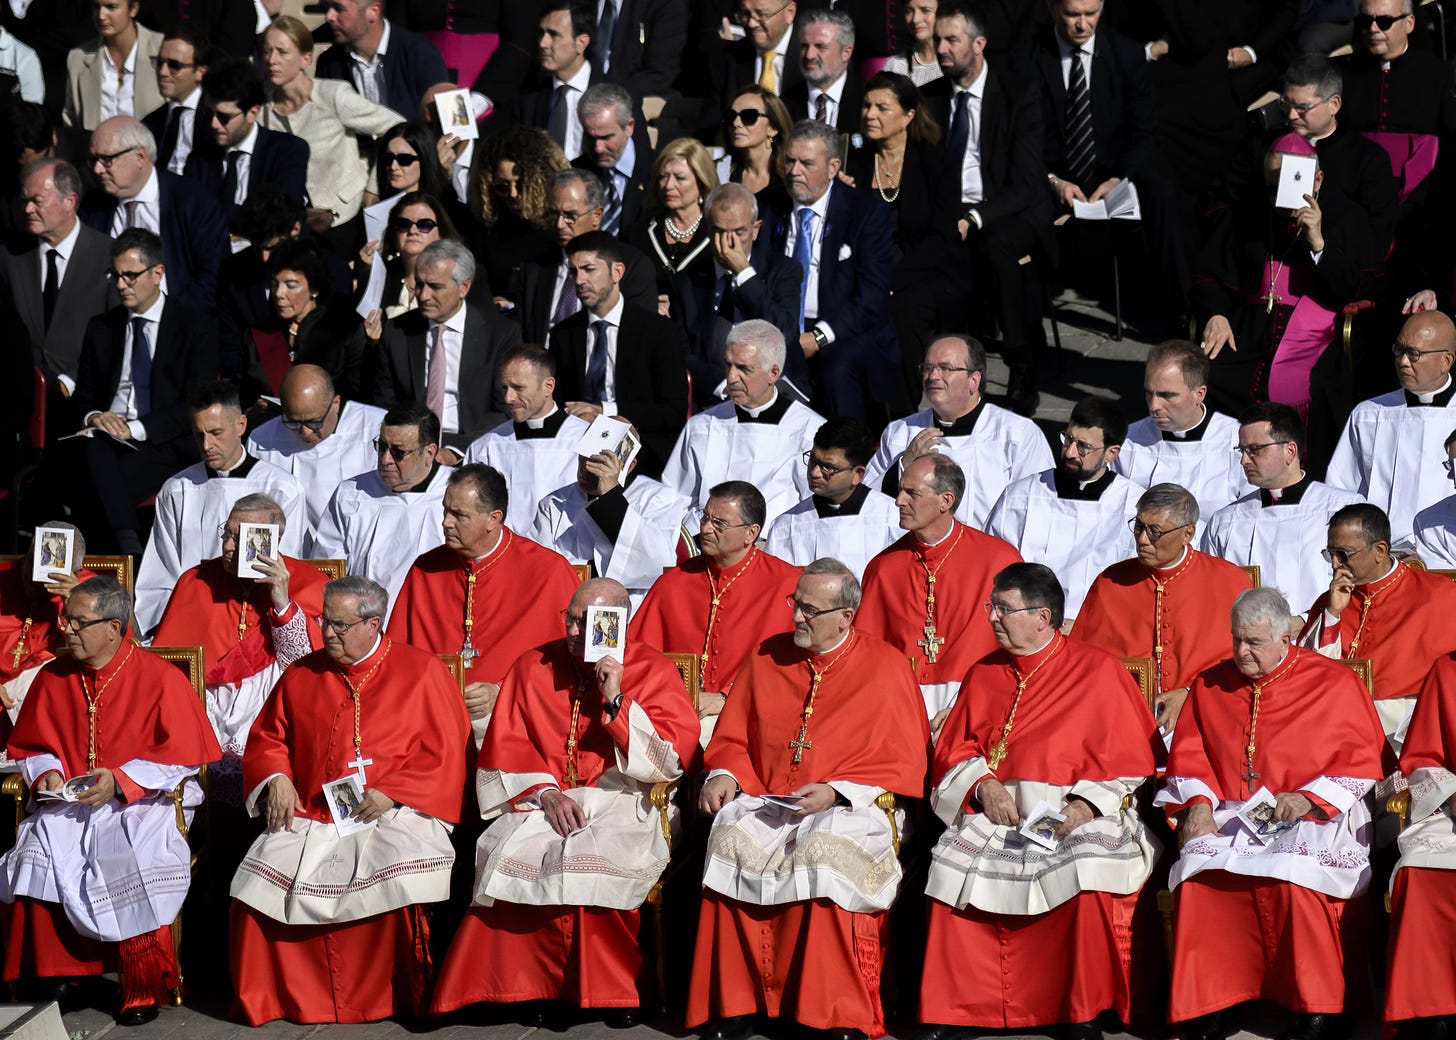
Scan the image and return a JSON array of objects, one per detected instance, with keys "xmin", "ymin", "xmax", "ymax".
[
  {"xmin": 37, "ymin": 519, "xmax": 85, "ymax": 568},
  {"xmin": 1231, "ymin": 587, "xmax": 1294, "ymax": 638},
  {"xmin": 706, "ymin": 181, "xmax": 759, "ymax": 223},
  {"xmin": 21, "ymin": 158, "xmax": 83, "ymax": 201},
  {"xmin": 99, "ymin": 116, "xmax": 158, "ymax": 165},
  {"xmin": 552, "ymin": 167, "xmax": 607, "ymax": 210},
  {"xmin": 930, "ymin": 333, "xmax": 987, "ymax": 377},
  {"xmin": 230, "ymin": 492, "xmax": 287, "ymax": 532},
  {"xmin": 324, "ymin": 576, "xmax": 389, "ymax": 620},
  {"xmin": 918, "ymin": 452, "xmax": 965, "ymax": 510},
  {"xmin": 800, "ymin": 8, "xmax": 855, "ymax": 47},
  {"xmin": 73, "ymin": 575, "xmax": 132, "ymax": 624},
  {"xmin": 726, "ymin": 319, "xmax": 786, "ymax": 370},
  {"xmin": 417, "ymin": 239, "xmax": 476, "ymax": 286},
  {"xmin": 1137, "ymin": 482, "xmax": 1199, "ymax": 528},
  {"xmin": 802, "ymin": 557, "xmax": 862, "ymax": 610},
  {"xmin": 786, "ymin": 118, "xmax": 844, "ymax": 162},
  {"xmin": 578, "ymin": 82, "xmax": 634, "ymax": 129}
]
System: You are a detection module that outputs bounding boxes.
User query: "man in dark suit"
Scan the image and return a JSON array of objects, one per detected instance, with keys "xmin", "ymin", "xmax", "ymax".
[
  {"xmin": 672, "ymin": 181, "xmax": 805, "ymax": 409},
  {"xmin": 314, "ymin": 0, "xmax": 449, "ymax": 121},
  {"xmin": 766, "ymin": 119, "xmax": 895, "ymax": 422},
  {"xmin": 705, "ymin": 0, "xmax": 802, "ymax": 130},
  {"xmin": 139, "ymin": 24, "xmax": 208, "ymax": 174},
  {"xmin": 516, "ymin": 168, "xmax": 657, "ymax": 345},
  {"xmin": 548, "ymin": 230, "xmax": 688, "ymax": 477},
  {"xmin": 373, "ymin": 239, "xmax": 523, "ymax": 462},
  {"xmin": 70, "ymin": 228, "xmax": 218, "ymax": 553},
  {"xmin": 184, "ymin": 58, "xmax": 310, "ymax": 223},
  {"xmin": 0, "ymin": 158, "xmax": 115, "ymax": 436},
  {"xmin": 569, "ymin": 81, "xmax": 654, "ymax": 237},
  {"xmin": 78, "ymin": 114, "xmax": 228, "ymax": 313},
  {"xmin": 513, "ymin": 0, "xmax": 602, "ymax": 160},
  {"xmin": 923, "ymin": 0, "xmax": 1051, "ymax": 416},
  {"xmin": 597, "ymin": 0, "xmax": 688, "ymax": 98},
  {"xmin": 782, "ymin": 8, "xmax": 864, "ymax": 134}
]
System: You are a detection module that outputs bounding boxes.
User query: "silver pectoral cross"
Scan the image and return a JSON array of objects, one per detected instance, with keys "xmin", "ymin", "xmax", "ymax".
[
  {"xmin": 460, "ymin": 642, "xmax": 479, "ymax": 665},
  {"xmin": 349, "ymin": 755, "xmax": 373, "ymax": 783}
]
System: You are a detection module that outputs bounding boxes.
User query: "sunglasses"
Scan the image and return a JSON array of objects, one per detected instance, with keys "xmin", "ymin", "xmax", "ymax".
[
  {"xmin": 149, "ymin": 55, "xmax": 198, "ymax": 73},
  {"xmin": 392, "ymin": 217, "xmax": 438, "ymax": 233},
  {"xmin": 1354, "ymin": 13, "xmax": 1405, "ymax": 30},
  {"xmin": 384, "ymin": 152, "xmax": 419, "ymax": 167},
  {"xmin": 726, "ymin": 107, "xmax": 766, "ymax": 127}
]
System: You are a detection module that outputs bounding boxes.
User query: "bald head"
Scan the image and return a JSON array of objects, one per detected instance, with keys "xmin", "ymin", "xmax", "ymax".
[
  {"xmin": 279, "ymin": 364, "xmax": 341, "ymax": 442},
  {"xmin": 1395, "ymin": 310, "xmax": 1456, "ymax": 394},
  {"xmin": 570, "ymin": 577, "xmax": 632, "ymax": 613}
]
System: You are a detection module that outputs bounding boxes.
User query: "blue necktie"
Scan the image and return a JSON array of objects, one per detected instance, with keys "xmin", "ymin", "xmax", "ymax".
[
  {"xmin": 598, "ymin": 0, "xmax": 618, "ymax": 73},
  {"xmin": 130, "ymin": 316, "xmax": 152, "ymax": 416},
  {"xmin": 601, "ymin": 173, "xmax": 622, "ymax": 235},
  {"xmin": 586, "ymin": 319, "xmax": 610, "ymax": 403},
  {"xmin": 793, "ymin": 207, "xmax": 815, "ymax": 330},
  {"xmin": 946, "ymin": 91, "xmax": 970, "ymax": 175}
]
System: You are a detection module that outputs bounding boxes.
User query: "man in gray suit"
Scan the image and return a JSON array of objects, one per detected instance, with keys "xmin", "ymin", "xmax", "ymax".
[{"xmin": 0, "ymin": 158, "xmax": 115, "ymax": 436}]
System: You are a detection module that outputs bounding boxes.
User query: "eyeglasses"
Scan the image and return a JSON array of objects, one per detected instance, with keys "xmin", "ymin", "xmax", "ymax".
[
  {"xmin": 1321, "ymin": 543, "xmax": 1376, "ymax": 565},
  {"xmin": 392, "ymin": 217, "xmax": 438, "ymax": 233},
  {"xmin": 696, "ymin": 508, "xmax": 752, "ymax": 533},
  {"xmin": 282, "ymin": 408, "xmax": 333, "ymax": 432},
  {"xmin": 90, "ymin": 146, "xmax": 139, "ymax": 169},
  {"xmin": 316, "ymin": 615, "xmax": 369, "ymax": 633},
  {"xmin": 982, "ymin": 601, "xmax": 1042, "ymax": 619},
  {"xmin": 802, "ymin": 451, "xmax": 850, "ymax": 476},
  {"xmin": 732, "ymin": 0, "xmax": 793, "ymax": 27},
  {"xmin": 1444, "ymin": 459, "xmax": 1456, "ymax": 476},
  {"xmin": 106, "ymin": 264, "xmax": 159, "ymax": 284},
  {"xmin": 58, "ymin": 614, "xmax": 112, "ymax": 632},
  {"xmin": 786, "ymin": 595, "xmax": 845, "ymax": 621},
  {"xmin": 920, "ymin": 362, "xmax": 971, "ymax": 376},
  {"xmin": 206, "ymin": 107, "xmax": 246, "ymax": 125},
  {"xmin": 1233, "ymin": 440, "xmax": 1294, "ymax": 458},
  {"xmin": 546, "ymin": 207, "xmax": 592, "ymax": 224},
  {"xmin": 374, "ymin": 438, "xmax": 425, "ymax": 462},
  {"xmin": 1392, "ymin": 342, "xmax": 1454, "ymax": 362},
  {"xmin": 1279, "ymin": 95, "xmax": 1334, "ymax": 115},
  {"xmin": 384, "ymin": 152, "xmax": 420, "ymax": 167},
  {"xmin": 1129, "ymin": 518, "xmax": 1192, "ymax": 542},
  {"xmin": 1058, "ymin": 431, "xmax": 1106, "ymax": 457},
  {"xmin": 1355, "ymin": 12, "xmax": 1405, "ymax": 30},
  {"xmin": 559, "ymin": 610, "xmax": 587, "ymax": 629},
  {"xmin": 726, "ymin": 107, "xmax": 766, "ymax": 127},
  {"xmin": 216, "ymin": 523, "xmax": 240, "ymax": 544},
  {"xmin": 149, "ymin": 55, "xmax": 199, "ymax": 72}
]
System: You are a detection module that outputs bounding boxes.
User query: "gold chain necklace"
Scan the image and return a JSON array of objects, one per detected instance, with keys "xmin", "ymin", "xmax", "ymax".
[
  {"xmin": 339, "ymin": 639, "xmax": 391, "ymax": 778},
  {"xmin": 1347, "ymin": 565, "xmax": 1405, "ymax": 658},
  {"xmin": 462, "ymin": 530, "xmax": 513, "ymax": 663},
  {"xmin": 81, "ymin": 643, "xmax": 135, "ymax": 770},
  {"xmin": 701, "ymin": 547, "xmax": 758, "ymax": 682},
  {"xmin": 1150, "ymin": 551, "xmax": 1194, "ymax": 695},
  {"xmin": 987, "ymin": 635, "xmax": 1065, "ymax": 770},
  {"xmin": 790, "ymin": 630, "xmax": 858, "ymax": 765},
  {"xmin": 1241, "ymin": 648, "xmax": 1299, "ymax": 795},
  {"xmin": 915, "ymin": 524, "xmax": 965, "ymax": 666}
]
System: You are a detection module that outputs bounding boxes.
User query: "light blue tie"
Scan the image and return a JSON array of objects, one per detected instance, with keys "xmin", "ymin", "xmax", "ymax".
[{"xmin": 793, "ymin": 207, "xmax": 815, "ymax": 330}]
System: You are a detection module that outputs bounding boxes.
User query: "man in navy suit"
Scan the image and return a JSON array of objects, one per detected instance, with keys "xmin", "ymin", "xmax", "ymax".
[
  {"xmin": 70, "ymin": 229, "xmax": 218, "ymax": 553},
  {"xmin": 514, "ymin": 0, "xmax": 601, "ymax": 160},
  {"xmin": 782, "ymin": 9, "xmax": 865, "ymax": 135},
  {"xmin": 314, "ymin": 0, "xmax": 449, "ymax": 121},
  {"xmin": 569, "ymin": 81, "xmax": 655, "ymax": 237},
  {"xmin": 769, "ymin": 119, "xmax": 895, "ymax": 423},
  {"xmin": 184, "ymin": 58, "xmax": 310, "ymax": 223},
  {"xmin": 139, "ymin": 24, "xmax": 209, "ymax": 174},
  {"xmin": 78, "ymin": 115, "xmax": 228, "ymax": 313}
]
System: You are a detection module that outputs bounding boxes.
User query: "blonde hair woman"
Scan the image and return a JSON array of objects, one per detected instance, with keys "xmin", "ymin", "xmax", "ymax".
[{"xmin": 630, "ymin": 136, "xmax": 721, "ymax": 314}]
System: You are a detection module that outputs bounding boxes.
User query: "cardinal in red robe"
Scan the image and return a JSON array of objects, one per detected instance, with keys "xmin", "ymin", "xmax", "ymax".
[
  {"xmin": 229, "ymin": 576, "xmax": 469, "ymax": 1025},
  {"xmin": 688, "ymin": 559, "xmax": 929, "ymax": 1040},
  {"xmin": 431, "ymin": 578, "xmax": 700, "ymax": 1019}
]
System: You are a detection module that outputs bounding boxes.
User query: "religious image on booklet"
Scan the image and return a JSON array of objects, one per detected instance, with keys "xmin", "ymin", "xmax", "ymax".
[
  {"xmin": 32, "ymin": 526, "xmax": 75, "ymax": 583},
  {"xmin": 36, "ymin": 774, "xmax": 100, "ymax": 802},
  {"xmin": 325, "ymin": 773, "xmax": 376, "ymax": 836},
  {"xmin": 584, "ymin": 604, "xmax": 627, "ymax": 662},
  {"xmin": 1237, "ymin": 787, "xmax": 1294, "ymax": 844},
  {"xmin": 1018, "ymin": 801, "xmax": 1066, "ymax": 851},
  {"xmin": 577, "ymin": 415, "xmax": 642, "ymax": 473},
  {"xmin": 237, "ymin": 523, "xmax": 280, "ymax": 579}
]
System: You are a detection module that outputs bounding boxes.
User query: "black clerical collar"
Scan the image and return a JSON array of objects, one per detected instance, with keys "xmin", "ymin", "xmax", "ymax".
[
  {"xmin": 513, "ymin": 408, "xmax": 569, "ymax": 440},
  {"xmin": 812, "ymin": 483, "xmax": 871, "ymax": 518},
  {"xmin": 1160, "ymin": 406, "xmax": 1213, "ymax": 442},
  {"xmin": 397, "ymin": 461, "xmax": 441, "ymax": 495},
  {"xmin": 734, "ymin": 391, "xmax": 794, "ymax": 424},
  {"xmin": 933, "ymin": 398, "xmax": 985, "ymax": 436},
  {"xmin": 1259, "ymin": 471, "xmax": 1311, "ymax": 507},
  {"xmin": 207, "ymin": 452, "xmax": 258, "ymax": 479},
  {"xmin": 1404, "ymin": 377, "xmax": 1456, "ymax": 408},
  {"xmin": 1052, "ymin": 466, "xmax": 1116, "ymax": 501}
]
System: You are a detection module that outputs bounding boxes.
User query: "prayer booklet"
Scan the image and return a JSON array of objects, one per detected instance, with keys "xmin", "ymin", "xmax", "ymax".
[
  {"xmin": 1274, "ymin": 155, "xmax": 1318, "ymax": 210},
  {"xmin": 58, "ymin": 428, "xmax": 137, "ymax": 450},
  {"xmin": 237, "ymin": 523, "xmax": 280, "ymax": 579},
  {"xmin": 37, "ymin": 774, "xmax": 101, "ymax": 802},
  {"xmin": 1071, "ymin": 179, "xmax": 1141, "ymax": 221},
  {"xmin": 32, "ymin": 526, "xmax": 74, "ymax": 582},
  {"xmin": 583, "ymin": 604, "xmax": 627, "ymax": 662},
  {"xmin": 577, "ymin": 415, "xmax": 642, "ymax": 473},
  {"xmin": 324, "ymin": 773, "xmax": 377, "ymax": 836},
  {"xmin": 1018, "ymin": 801, "xmax": 1067, "ymax": 851},
  {"xmin": 434, "ymin": 88, "xmax": 480, "ymax": 141},
  {"xmin": 760, "ymin": 794, "xmax": 805, "ymax": 810},
  {"xmin": 1236, "ymin": 786, "xmax": 1294, "ymax": 844}
]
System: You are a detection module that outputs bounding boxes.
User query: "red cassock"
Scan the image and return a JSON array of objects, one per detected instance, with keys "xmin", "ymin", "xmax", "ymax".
[
  {"xmin": 0, "ymin": 562, "xmax": 97, "ymax": 750},
  {"xmin": 630, "ymin": 547, "xmax": 800, "ymax": 693},
  {"xmin": 152, "ymin": 555, "xmax": 327, "ymax": 685},
  {"xmin": 1072, "ymin": 549, "xmax": 1253, "ymax": 696},
  {"xmin": 1385, "ymin": 653, "xmax": 1456, "ymax": 1022},
  {"xmin": 387, "ymin": 531, "xmax": 583, "ymax": 686},
  {"xmin": 1304, "ymin": 561, "xmax": 1456, "ymax": 699},
  {"xmin": 229, "ymin": 638, "xmax": 470, "ymax": 1025},
  {"xmin": 686, "ymin": 630, "xmax": 930, "ymax": 1037},
  {"xmin": 855, "ymin": 523, "xmax": 1023, "ymax": 691},
  {"xmin": 431, "ymin": 640, "xmax": 700, "ymax": 1012},
  {"xmin": 2, "ymin": 645, "xmax": 221, "ymax": 1002},
  {"xmin": 1162, "ymin": 651, "xmax": 1385, "ymax": 1022},
  {"xmin": 921, "ymin": 635, "xmax": 1158, "ymax": 1028}
]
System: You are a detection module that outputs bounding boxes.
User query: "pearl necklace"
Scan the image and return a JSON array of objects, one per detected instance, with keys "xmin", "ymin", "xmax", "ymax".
[
  {"xmin": 874, "ymin": 152, "xmax": 902, "ymax": 203},
  {"xmin": 664, "ymin": 212, "xmax": 702, "ymax": 241}
]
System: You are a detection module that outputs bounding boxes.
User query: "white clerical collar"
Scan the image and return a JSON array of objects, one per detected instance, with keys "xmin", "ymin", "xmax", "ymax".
[
  {"xmin": 525, "ymin": 404, "xmax": 559, "ymax": 429},
  {"xmin": 812, "ymin": 628, "xmax": 851, "ymax": 655},
  {"xmin": 1078, "ymin": 471, "xmax": 1105, "ymax": 491},
  {"xmin": 1416, "ymin": 375, "xmax": 1453, "ymax": 403},
  {"xmin": 1168, "ymin": 404, "xmax": 1206, "ymax": 438},
  {"xmin": 1155, "ymin": 545, "xmax": 1190, "ymax": 571},
  {"xmin": 473, "ymin": 527, "xmax": 507, "ymax": 562},
  {"xmin": 1367, "ymin": 558, "xmax": 1398, "ymax": 584},
  {"xmin": 212, "ymin": 446, "xmax": 249, "ymax": 476},
  {"xmin": 1056, "ymin": 31, "xmax": 1096, "ymax": 59},
  {"xmin": 353, "ymin": 632, "xmax": 384, "ymax": 663},
  {"xmin": 739, "ymin": 386, "xmax": 780, "ymax": 417},
  {"xmin": 914, "ymin": 522, "xmax": 955, "ymax": 547},
  {"xmin": 1308, "ymin": 125, "xmax": 1336, "ymax": 145},
  {"xmin": 232, "ymin": 121, "xmax": 260, "ymax": 157},
  {"xmin": 1266, "ymin": 471, "xmax": 1305, "ymax": 500},
  {"xmin": 1010, "ymin": 630, "xmax": 1057, "ymax": 658}
]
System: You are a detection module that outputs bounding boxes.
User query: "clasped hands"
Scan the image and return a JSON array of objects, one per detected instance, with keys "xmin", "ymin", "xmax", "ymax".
[{"xmin": 977, "ymin": 777, "xmax": 1094, "ymax": 839}]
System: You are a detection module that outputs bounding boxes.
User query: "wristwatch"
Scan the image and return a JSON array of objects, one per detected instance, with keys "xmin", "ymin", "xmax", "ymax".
[{"xmin": 811, "ymin": 328, "xmax": 829, "ymax": 349}]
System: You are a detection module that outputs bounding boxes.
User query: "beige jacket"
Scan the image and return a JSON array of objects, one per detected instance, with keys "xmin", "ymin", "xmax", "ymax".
[{"xmin": 63, "ymin": 26, "xmax": 165, "ymax": 130}]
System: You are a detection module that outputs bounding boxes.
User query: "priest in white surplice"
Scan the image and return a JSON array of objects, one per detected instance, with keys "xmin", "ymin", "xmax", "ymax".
[
  {"xmin": 134, "ymin": 382, "xmax": 306, "ymax": 636},
  {"xmin": 312, "ymin": 403, "xmax": 450, "ymax": 617},
  {"xmin": 1111, "ymin": 341, "xmax": 1244, "ymax": 531},
  {"xmin": 532, "ymin": 428, "xmax": 693, "ymax": 609},
  {"xmin": 1412, "ymin": 427, "xmax": 1456, "ymax": 566},
  {"xmin": 985, "ymin": 396, "xmax": 1143, "ymax": 622},
  {"xmin": 1327, "ymin": 310, "xmax": 1456, "ymax": 549},
  {"xmin": 246, "ymin": 365, "xmax": 386, "ymax": 542},
  {"xmin": 864, "ymin": 334, "xmax": 1052, "ymax": 529},
  {"xmin": 661, "ymin": 319, "xmax": 825, "ymax": 531},
  {"xmin": 465, "ymin": 344, "xmax": 590, "ymax": 533},
  {"xmin": 1201, "ymin": 402, "xmax": 1364, "ymax": 614}
]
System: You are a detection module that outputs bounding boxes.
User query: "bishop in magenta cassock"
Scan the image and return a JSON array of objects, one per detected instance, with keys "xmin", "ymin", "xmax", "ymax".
[
  {"xmin": 688, "ymin": 559, "xmax": 929, "ymax": 1040},
  {"xmin": 430, "ymin": 578, "xmax": 699, "ymax": 1020},
  {"xmin": 1156, "ymin": 588, "xmax": 1385, "ymax": 1040},
  {"xmin": 228, "ymin": 576, "xmax": 470, "ymax": 1025}
]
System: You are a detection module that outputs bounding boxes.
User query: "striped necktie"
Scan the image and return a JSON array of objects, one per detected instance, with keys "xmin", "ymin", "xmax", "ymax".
[{"xmin": 1065, "ymin": 47, "xmax": 1096, "ymax": 189}]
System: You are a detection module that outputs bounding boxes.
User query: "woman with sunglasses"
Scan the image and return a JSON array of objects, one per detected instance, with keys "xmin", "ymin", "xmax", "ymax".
[
  {"xmin": 715, "ymin": 85, "xmax": 793, "ymax": 228},
  {"xmin": 359, "ymin": 191, "xmax": 471, "ymax": 341},
  {"xmin": 631, "ymin": 137, "xmax": 721, "ymax": 315},
  {"xmin": 359, "ymin": 123, "xmax": 452, "ymax": 308}
]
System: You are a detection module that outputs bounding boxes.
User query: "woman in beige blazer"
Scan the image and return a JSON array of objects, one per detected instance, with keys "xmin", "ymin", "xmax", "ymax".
[
  {"xmin": 259, "ymin": 15, "xmax": 402, "ymax": 228},
  {"xmin": 63, "ymin": 0, "xmax": 164, "ymax": 130}
]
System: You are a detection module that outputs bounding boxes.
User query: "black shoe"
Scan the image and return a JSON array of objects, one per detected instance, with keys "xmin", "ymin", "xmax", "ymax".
[
  {"xmin": 606, "ymin": 1007, "xmax": 641, "ymax": 1029},
  {"xmin": 1004, "ymin": 367, "xmax": 1041, "ymax": 418},
  {"xmin": 1281, "ymin": 1013, "xmax": 1347, "ymax": 1040},
  {"xmin": 701, "ymin": 1015, "xmax": 752, "ymax": 1040},
  {"xmin": 117, "ymin": 1003, "xmax": 160, "ymax": 1027},
  {"xmin": 913, "ymin": 1025, "xmax": 967, "ymax": 1040},
  {"xmin": 1066, "ymin": 1022, "xmax": 1102, "ymax": 1040},
  {"xmin": 821, "ymin": 1030, "xmax": 867, "ymax": 1040},
  {"xmin": 1175, "ymin": 1009, "xmax": 1236, "ymax": 1040}
]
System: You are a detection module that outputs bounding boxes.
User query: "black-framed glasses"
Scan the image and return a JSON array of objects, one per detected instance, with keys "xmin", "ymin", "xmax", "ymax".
[
  {"xmin": 217, "ymin": 523, "xmax": 240, "ymax": 544},
  {"xmin": 1129, "ymin": 518, "xmax": 1192, "ymax": 542},
  {"xmin": 392, "ymin": 216, "xmax": 438, "ymax": 233},
  {"xmin": 920, "ymin": 362, "xmax": 971, "ymax": 376},
  {"xmin": 106, "ymin": 264, "xmax": 159, "ymax": 285},
  {"xmin": 1279, "ymin": 95, "xmax": 1334, "ymax": 115},
  {"xmin": 374, "ymin": 438, "xmax": 425, "ymax": 462},
  {"xmin": 282, "ymin": 408, "xmax": 333, "ymax": 432},
  {"xmin": 1354, "ymin": 12, "xmax": 1405, "ymax": 30},
  {"xmin": 316, "ymin": 615, "xmax": 369, "ymax": 633},
  {"xmin": 149, "ymin": 55, "xmax": 199, "ymax": 72},
  {"xmin": 90, "ymin": 146, "xmax": 139, "ymax": 169},
  {"xmin": 696, "ymin": 508, "xmax": 752, "ymax": 533},
  {"xmin": 58, "ymin": 614, "xmax": 112, "ymax": 632},
  {"xmin": 1392, "ymin": 342, "xmax": 1454, "ymax": 362},
  {"xmin": 384, "ymin": 152, "xmax": 420, "ymax": 167},
  {"xmin": 1321, "ymin": 543, "xmax": 1376, "ymax": 565},
  {"xmin": 802, "ymin": 451, "xmax": 850, "ymax": 476},
  {"xmin": 982, "ymin": 601, "xmax": 1042, "ymax": 619},
  {"xmin": 1233, "ymin": 440, "xmax": 1294, "ymax": 458},
  {"xmin": 546, "ymin": 207, "xmax": 591, "ymax": 224},
  {"xmin": 732, "ymin": 0, "xmax": 792, "ymax": 26},
  {"xmin": 786, "ymin": 595, "xmax": 845, "ymax": 621},
  {"xmin": 1444, "ymin": 459, "xmax": 1456, "ymax": 476},
  {"xmin": 1058, "ymin": 431, "xmax": 1106, "ymax": 457},
  {"xmin": 560, "ymin": 610, "xmax": 587, "ymax": 629},
  {"xmin": 726, "ymin": 107, "xmax": 766, "ymax": 127}
]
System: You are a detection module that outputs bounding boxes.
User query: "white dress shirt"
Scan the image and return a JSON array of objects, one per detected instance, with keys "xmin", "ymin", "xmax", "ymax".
[
  {"xmin": 165, "ymin": 86, "xmax": 203, "ymax": 173},
  {"xmin": 755, "ymin": 26, "xmax": 792, "ymax": 94},
  {"xmin": 348, "ymin": 21, "xmax": 391, "ymax": 106},
  {"xmin": 101, "ymin": 292, "xmax": 166, "ymax": 438},
  {"xmin": 111, "ymin": 166, "xmax": 161, "ymax": 236},
  {"xmin": 426, "ymin": 301, "xmax": 469, "ymax": 434},
  {"xmin": 784, "ymin": 183, "xmax": 832, "ymax": 327},
  {"xmin": 586, "ymin": 293, "xmax": 626, "ymax": 411},
  {"xmin": 225, "ymin": 122, "xmax": 260, "ymax": 205},
  {"xmin": 99, "ymin": 36, "xmax": 139, "ymax": 121},
  {"xmin": 954, "ymin": 61, "xmax": 988, "ymax": 207},
  {"xmin": 38, "ymin": 217, "xmax": 79, "ymax": 295},
  {"xmin": 807, "ymin": 71, "xmax": 847, "ymax": 125},
  {"xmin": 558, "ymin": 60, "xmax": 592, "ymax": 159},
  {"xmin": 1057, "ymin": 32, "xmax": 1095, "ymax": 89}
]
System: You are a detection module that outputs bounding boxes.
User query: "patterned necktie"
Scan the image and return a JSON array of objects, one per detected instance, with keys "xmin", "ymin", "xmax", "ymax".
[
  {"xmin": 1066, "ymin": 47, "xmax": 1097, "ymax": 189},
  {"xmin": 586, "ymin": 319, "xmax": 610, "ymax": 403},
  {"xmin": 425, "ymin": 324, "xmax": 447, "ymax": 419},
  {"xmin": 758, "ymin": 49, "xmax": 778, "ymax": 93},
  {"xmin": 130, "ymin": 316, "xmax": 152, "ymax": 417},
  {"xmin": 601, "ymin": 172, "xmax": 622, "ymax": 235},
  {"xmin": 793, "ymin": 207, "xmax": 815, "ymax": 330},
  {"xmin": 814, "ymin": 93, "xmax": 829, "ymax": 123},
  {"xmin": 551, "ymin": 260, "xmax": 581, "ymax": 325}
]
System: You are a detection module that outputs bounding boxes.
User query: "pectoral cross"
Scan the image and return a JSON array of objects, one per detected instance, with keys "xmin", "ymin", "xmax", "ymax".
[
  {"xmin": 564, "ymin": 757, "xmax": 579, "ymax": 788},
  {"xmin": 349, "ymin": 754, "xmax": 373, "ymax": 783},
  {"xmin": 460, "ymin": 642, "xmax": 478, "ymax": 665},
  {"xmin": 1241, "ymin": 763, "xmax": 1260, "ymax": 787},
  {"xmin": 8, "ymin": 641, "xmax": 23, "ymax": 670},
  {"xmin": 918, "ymin": 622, "xmax": 944, "ymax": 665},
  {"xmin": 789, "ymin": 723, "xmax": 813, "ymax": 764},
  {"xmin": 1265, "ymin": 289, "xmax": 1281, "ymax": 315}
]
